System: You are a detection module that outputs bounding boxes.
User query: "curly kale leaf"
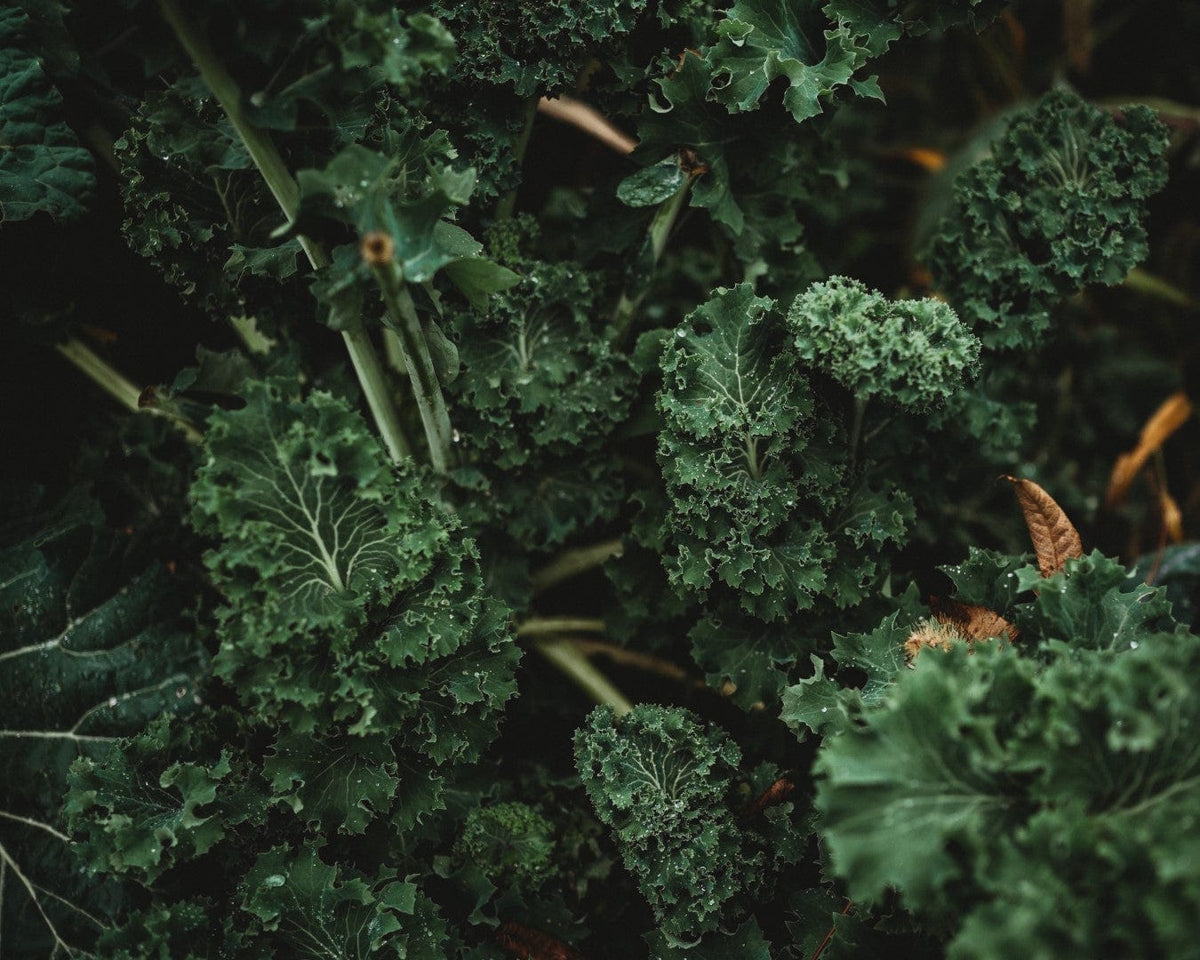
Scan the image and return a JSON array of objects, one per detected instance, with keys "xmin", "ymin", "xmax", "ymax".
[
  {"xmin": 0, "ymin": 490, "xmax": 206, "ymax": 955},
  {"xmin": 241, "ymin": 847, "xmax": 455, "ymax": 959},
  {"xmin": 452, "ymin": 801, "xmax": 557, "ymax": 892},
  {"xmin": 67, "ymin": 712, "xmax": 269, "ymax": 883},
  {"xmin": 191, "ymin": 379, "xmax": 432, "ymax": 645},
  {"xmin": 786, "ymin": 276, "xmax": 980, "ymax": 410},
  {"xmin": 815, "ymin": 552, "xmax": 1200, "ymax": 958},
  {"xmin": 925, "ymin": 89, "xmax": 1170, "ymax": 349},
  {"xmin": 658, "ymin": 283, "xmax": 913, "ymax": 620},
  {"xmin": 116, "ymin": 83, "xmax": 305, "ymax": 328},
  {"xmin": 191, "ymin": 378, "xmax": 519, "ymax": 762},
  {"xmin": 707, "ymin": 0, "xmax": 882, "ymax": 123},
  {"xmin": 575, "ymin": 705, "xmax": 757, "ymax": 941},
  {"xmin": 431, "ymin": 0, "xmax": 650, "ymax": 95},
  {"xmin": 658, "ymin": 283, "xmax": 831, "ymax": 619},
  {"xmin": 0, "ymin": 8, "xmax": 94, "ymax": 221},
  {"xmin": 449, "ymin": 258, "xmax": 635, "ymax": 469},
  {"xmin": 781, "ymin": 583, "xmax": 925, "ymax": 738}
]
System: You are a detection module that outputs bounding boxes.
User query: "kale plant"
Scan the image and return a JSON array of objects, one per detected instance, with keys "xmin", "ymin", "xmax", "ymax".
[{"xmin": 2, "ymin": 0, "xmax": 1198, "ymax": 956}]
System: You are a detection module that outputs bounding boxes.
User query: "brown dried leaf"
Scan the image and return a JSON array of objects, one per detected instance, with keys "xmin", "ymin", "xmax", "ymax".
[
  {"xmin": 930, "ymin": 596, "xmax": 1019, "ymax": 642},
  {"xmin": 497, "ymin": 921, "xmax": 586, "ymax": 960},
  {"xmin": 1106, "ymin": 392, "xmax": 1193, "ymax": 508},
  {"xmin": 742, "ymin": 777, "xmax": 795, "ymax": 820},
  {"xmin": 1005, "ymin": 477, "xmax": 1083, "ymax": 577}
]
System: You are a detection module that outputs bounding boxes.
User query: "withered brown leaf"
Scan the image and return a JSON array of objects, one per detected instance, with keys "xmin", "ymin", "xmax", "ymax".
[
  {"xmin": 497, "ymin": 921, "xmax": 586, "ymax": 960},
  {"xmin": 1105, "ymin": 391, "xmax": 1193, "ymax": 508},
  {"xmin": 1005, "ymin": 477, "xmax": 1083, "ymax": 577},
  {"xmin": 930, "ymin": 596, "xmax": 1019, "ymax": 642}
]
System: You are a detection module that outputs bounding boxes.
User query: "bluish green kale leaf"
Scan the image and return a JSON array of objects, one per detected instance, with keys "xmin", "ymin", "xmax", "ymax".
[
  {"xmin": 1016, "ymin": 550, "xmax": 1175, "ymax": 654},
  {"xmin": 925, "ymin": 89, "xmax": 1170, "ymax": 350},
  {"xmin": 67, "ymin": 713, "xmax": 268, "ymax": 883},
  {"xmin": 815, "ymin": 642, "xmax": 1029, "ymax": 907},
  {"xmin": 92, "ymin": 897, "xmax": 248, "ymax": 959},
  {"xmin": 634, "ymin": 53, "xmax": 745, "ymax": 232},
  {"xmin": 707, "ymin": 0, "xmax": 882, "ymax": 123},
  {"xmin": 431, "ymin": 0, "xmax": 650, "ymax": 95},
  {"xmin": 781, "ymin": 584, "xmax": 924, "ymax": 737},
  {"xmin": 448, "ymin": 258, "xmax": 635, "ymax": 470},
  {"xmin": 938, "ymin": 546, "xmax": 1028, "ymax": 612},
  {"xmin": 0, "ymin": 8, "xmax": 94, "ymax": 221},
  {"xmin": 263, "ymin": 731, "xmax": 397, "ymax": 835},
  {"xmin": 0, "ymin": 490, "xmax": 207, "ymax": 955},
  {"xmin": 191, "ymin": 379, "xmax": 433, "ymax": 647},
  {"xmin": 298, "ymin": 143, "xmax": 519, "ymax": 313},
  {"xmin": 574, "ymin": 705, "xmax": 757, "ymax": 941},
  {"xmin": 116, "ymin": 83, "xmax": 304, "ymax": 327},
  {"xmin": 658, "ymin": 283, "xmax": 912, "ymax": 619},
  {"xmin": 689, "ymin": 612, "xmax": 800, "ymax": 709},
  {"xmin": 191, "ymin": 378, "xmax": 519, "ymax": 762},
  {"xmin": 786, "ymin": 276, "xmax": 980, "ymax": 410},
  {"xmin": 241, "ymin": 847, "xmax": 455, "ymax": 959},
  {"xmin": 815, "ymin": 551, "xmax": 1200, "ymax": 958}
]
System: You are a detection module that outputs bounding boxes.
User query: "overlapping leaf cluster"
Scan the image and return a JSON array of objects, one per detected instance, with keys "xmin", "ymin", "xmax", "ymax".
[
  {"xmin": 811, "ymin": 549, "xmax": 1200, "ymax": 958},
  {"xmin": 654, "ymin": 278, "xmax": 977, "ymax": 708},
  {"xmin": 66, "ymin": 380, "xmax": 519, "ymax": 955}
]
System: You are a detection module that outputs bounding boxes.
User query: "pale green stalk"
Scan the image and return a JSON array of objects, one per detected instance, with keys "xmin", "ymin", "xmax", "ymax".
[
  {"xmin": 156, "ymin": 0, "xmax": 410, "ymax": 464},
  {"xmin": 533, "ymin": 638, "xmax": 633, "ymax": 715},
  {"xmin": 368, "ymin": 262, "xmax": 454, "ymax": 472}
]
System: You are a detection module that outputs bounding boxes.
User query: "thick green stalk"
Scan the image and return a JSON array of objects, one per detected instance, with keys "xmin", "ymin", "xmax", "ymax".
[
  {"xmin": 611, "ymin": 177, "xmax": 693, "ymax": 347},
  {"xmin": 156, "ymin": 0, "xmax": 410, "ymax": 463},
  {"xmin": 368, "ymin": 259, "xmax": 454, "ymax": 472}
]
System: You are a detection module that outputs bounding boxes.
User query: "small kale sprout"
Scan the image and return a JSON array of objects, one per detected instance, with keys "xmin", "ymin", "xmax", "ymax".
[
  {"xmin": 786, "ymin": 276, "xmax": 980, "ymax": 410},
  {"xmin": 453, "ymin": 801, "xmax": 557, "ymax": 890},
  {"xmin": 574, "ymin": 704, "xmax": 758, "ymax": 941}
]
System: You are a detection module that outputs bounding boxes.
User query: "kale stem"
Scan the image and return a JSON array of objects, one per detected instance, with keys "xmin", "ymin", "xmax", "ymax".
[
  {"xmin": 55, "ymin": 338, "xmax": 203, "ymax": 444},
  {"xmin": 533, "ymin": 638, "xmax": 633, "ymax": 715},
  {"xmin": 156, "ymin": 0, "xmax": 410, "ymax": 463},
  {"xmin": 847, "ymin": 396, "xmax": 868, "ymax": 475},
  {"xmin": 494, "ymin": 97, "xmax": 539, "ymax": 222},
  {"xmin": 530, "ymin": 538, "xmax": 624, "ymax": 594},
  {"xmin": 367, "ymin": 258, "xmax": 454, "ymax": 472},
  {"xmin": 610, "ymin": 177, "xmax": 692, "ymax": 348},
  {"xmin": 517, "ymin": 617, "xmax": 607, "ymax": 637}
]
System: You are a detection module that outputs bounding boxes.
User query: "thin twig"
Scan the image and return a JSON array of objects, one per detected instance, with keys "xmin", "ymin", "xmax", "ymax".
[
  {"xmin": 810, "ymin": 899, "xmax": 854, "ymax": 960},
  {"xmin": 571, "ymin": 638, "xmax": 697, "ymax": 687}
]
